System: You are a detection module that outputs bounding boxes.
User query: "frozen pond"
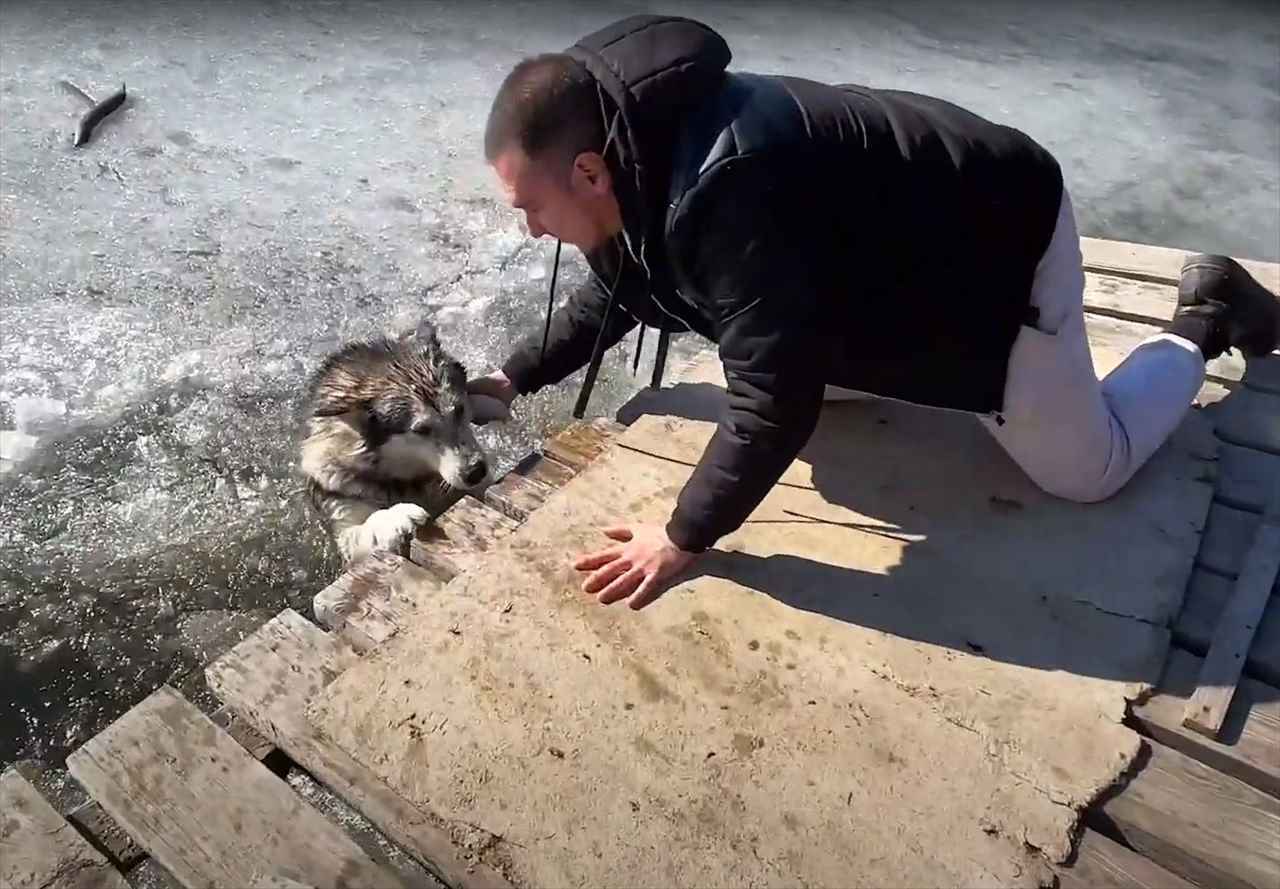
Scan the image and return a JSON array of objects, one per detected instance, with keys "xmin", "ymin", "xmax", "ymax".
[{"xmin": 1, "ymin": 0, "xmax": 1276, "ymax": 767}]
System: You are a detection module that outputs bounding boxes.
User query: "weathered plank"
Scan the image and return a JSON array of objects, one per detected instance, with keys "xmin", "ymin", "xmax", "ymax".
[
  {"xmin": 1211, "ymin": 387, "xmax": 1280, "ymax": 454},
  {"xmin": 540, "ymin": 417, "xmax": 626, "ymax": 471},
  {"xmin": 1057, "ymin": 828, "xmax": 1195, "ymax": 889},
  {"xmin": 1093, "ymin": 738, "xmax": 1280, "ymax": 889},
  {"xmin": 1175, "ymin": 568, "xmax": 1280, "ymax": 687},
  {"xmin": 1244, "ymin": 354, "xmax": 1280, "ymax": 396},
  {"xmin": 206, "ymin": 609, "xmax": 515, "ymax": 889},
  {"xmin": 1183, "ymin": 483, "xmax": 1280, "ymax": 738},
  {"xmin": 480, "ymin": 471, "xmax": 552, "ymax": 522},
  {"xmin": 410, "ymin": 495, "xmax": 520, "ymax": 583},
  {"xmin": 0, "ymin": 767, "xmax": 129, "ymax": 889},
  {"xmin": 1198, "ymin": 501, "xmax": 1262, "ymax": 578},
  {"xmin": 1082, "ymin": 271, "xmax": 1180, "ymax": 327},
  {"xmin": 1130, "ymin": 647, "xmax": 1280, "ymax": 798},
  {"xmin": 64, "ymin": 685, "xmax": 403, "ymax": 889},
  {"xmin": 58, "ymin": 703, "xmax": 278, "ymax": 873},
  {"xmin": 512, "ymin": 448, "xmax": 577, "ymax": 490},
  {"xmin": 1218, "ymin": 443, "xmax": 1280, "ymax": 513},
  {"xmin": 1080, "ymin": 236, "xmax": 1280, "ymax": 294},
  {"xmin": 312, "ymin": 550, "xmax": 429, "ymax": 652}
]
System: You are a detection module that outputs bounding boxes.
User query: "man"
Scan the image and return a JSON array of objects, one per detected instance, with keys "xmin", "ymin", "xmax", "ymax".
[{"xmin": 469, "ymin": 14, "xmax": 1280, "ymax": 611}]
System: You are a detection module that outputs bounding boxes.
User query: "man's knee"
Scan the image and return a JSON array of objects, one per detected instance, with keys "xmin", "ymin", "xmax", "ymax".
[{"xmin": 1033, "ymin": 470, "xmax": 1128, "ymax": 505}]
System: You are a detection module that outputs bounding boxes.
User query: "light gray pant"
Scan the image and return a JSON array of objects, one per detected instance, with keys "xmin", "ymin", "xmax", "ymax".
[{"xmin": 827, "ymin": 189, "xmax": 1207, "ymax": 503}]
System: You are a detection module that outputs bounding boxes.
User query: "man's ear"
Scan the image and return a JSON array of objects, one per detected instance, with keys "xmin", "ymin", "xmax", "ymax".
[{"xmin": 572, "ymin": 151, "xmax": 611, "ymax": 195}]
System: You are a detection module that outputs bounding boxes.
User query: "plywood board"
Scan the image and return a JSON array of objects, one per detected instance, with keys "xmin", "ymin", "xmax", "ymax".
[
  {"xmin": 66, "ymin": 685, "xmax": 403, "ymax": 889},
  {"xmin": 308, "ymin": 350, "xmax": 1215, "ymax": 888},
  {"xmin": 0, "ymin": 768, "xmax": 129, "ymax": 889},
  {"xmin": 205, "ymin": 609, "xmax": 514, "ymax": 889}
]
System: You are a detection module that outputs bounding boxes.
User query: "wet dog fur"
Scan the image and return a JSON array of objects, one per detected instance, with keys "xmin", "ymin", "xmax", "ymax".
[{"xmin": 299, "ymin": 320, "xmax": 493, "ymax": 565}]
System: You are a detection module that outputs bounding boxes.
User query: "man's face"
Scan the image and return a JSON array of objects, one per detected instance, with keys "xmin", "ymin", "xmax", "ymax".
[{"xmin": 492, "ymin": 146, "xmax": 621, "ymax": 252}]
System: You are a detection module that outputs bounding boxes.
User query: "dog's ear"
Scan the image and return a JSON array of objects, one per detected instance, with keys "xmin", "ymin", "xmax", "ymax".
[{"xmin": 311, "ymin": 389, "xmax": 371, "ymax": 419}]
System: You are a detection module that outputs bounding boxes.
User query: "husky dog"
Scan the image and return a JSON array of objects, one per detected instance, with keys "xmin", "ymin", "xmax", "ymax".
[{"xmin": 299, "ymin": 320, "xmax": 494, "ymax": 565}]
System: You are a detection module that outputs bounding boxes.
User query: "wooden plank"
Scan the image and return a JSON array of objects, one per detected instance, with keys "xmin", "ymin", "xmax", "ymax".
[
  {"xmin": 58, "ymin": 703, "xmax": 279, "ymax": 873},
  {"xmin": 480, "ymin": 472, "xmax": 552, "ymax": 522},
  {"xmin": 1212, "ymin": 387, "xmax": 1280, "ymax": 454},
  {"xmin": 1092, "ymin": 738, "xmax": 1280, "ymax": 889},
  {"xmin": 1080, "ymin": 236, "xmax": 1280, "ymax": 294},
  {"xmin": 1082, "ymin": 271, "xmax": 1181, "ymax": 326},
  {"xmin": 1198, "ymin": 501, "xmax": 1261, "ymax": 578},
  {"xmin": 1175, "ymin": 568, "xmax": 1280, "ymax": 687},
  {"xmin": 1057, "ymin": 828, "xmax": 1195, "ymax": 889},
  {"xmin": 65, "ymin": 685, "xmax": 403, "ymax": 889},
  {"xmin": 410, "ymin": 495, "xmax": 519, "ymax": 583},
  {"xmin": 540, "ymin": 417, "xmax": 625, "ymax": 471},
  {"xmin": 312, "ymin": 550, "xmax": 427, "ymax": 651},
  {"xmin": 1183, "ymin": 484, "xmax": 1280, "ymax": 737},
  {"xmin": 1218, "ymin": 443, "xmax": 1280, "ymax": 513},
  {"xmin": 0, "ymin": 767, "xmax": 129, "ymax": 889},
  {"xmin": 65, "ymin": 798, "xmax": 145, "ymax": 872},
  {"xmin": 1130, "ymin": 647, "xmax": 1280, "ymax": 797},
  {"xmin": 1245, "ymin": 354, "xmax": 1280, "ymax": 396},
  {"xmin": 206, "ymin": 609, "xmax": 514, "ymax": 889},
  {"xmin": 513, "ymin": 449, "xmax": 577, "ymax": 490}
]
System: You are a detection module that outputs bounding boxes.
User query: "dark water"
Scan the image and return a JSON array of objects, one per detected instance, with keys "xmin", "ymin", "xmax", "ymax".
[{"xmin": 1, "ymin": 0, "xmax": 1276, "ymax": 767}]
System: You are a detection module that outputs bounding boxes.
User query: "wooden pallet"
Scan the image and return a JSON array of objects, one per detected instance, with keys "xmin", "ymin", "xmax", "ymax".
[
  {"xmin": 1052, "ymin": 241, "xmax": 1280, "ymax": 889},
  {"xmin": 45, "ymin": 417, "xmax": 626, "ymax": 889},
  {"xmin": 41, "ymin": 237, "xmax": 1280, "ymax": 889}
]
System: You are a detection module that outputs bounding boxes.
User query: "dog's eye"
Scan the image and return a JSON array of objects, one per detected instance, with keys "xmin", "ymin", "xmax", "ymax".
[{"xmin": 413, "ymin": 422, "xmax": 434, "ymax": 437}]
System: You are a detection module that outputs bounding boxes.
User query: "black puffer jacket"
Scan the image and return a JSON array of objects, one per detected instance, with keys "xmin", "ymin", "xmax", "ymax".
[{"xmin": 501, "ymin": 15, "xmax": 1064, "ymax": 553}]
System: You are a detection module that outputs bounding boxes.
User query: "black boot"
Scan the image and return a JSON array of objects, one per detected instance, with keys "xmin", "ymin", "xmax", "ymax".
[{"xmin": 1171, "ymin": 254, "xmax": 1280, "ymax": 360}]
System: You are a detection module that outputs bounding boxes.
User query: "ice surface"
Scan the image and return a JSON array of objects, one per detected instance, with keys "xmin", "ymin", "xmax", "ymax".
[{"xmin": 0, "ymin": 0, "xmax": 1276, "ymax": 766}]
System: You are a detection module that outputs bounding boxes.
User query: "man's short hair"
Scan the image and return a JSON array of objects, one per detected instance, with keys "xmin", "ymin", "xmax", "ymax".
[{"xmin": 484, "ymin": 53, "xmax": 606, "ymax": 179}]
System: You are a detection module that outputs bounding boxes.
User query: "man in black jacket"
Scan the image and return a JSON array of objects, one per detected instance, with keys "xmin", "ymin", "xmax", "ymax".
[{"xmin": 469, "ymin": 15, "xmax": 1280, "ymax": 611}]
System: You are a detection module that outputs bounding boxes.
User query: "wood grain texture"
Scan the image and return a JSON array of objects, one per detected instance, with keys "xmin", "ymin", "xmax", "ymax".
[
  {"xmin": 539, "ymin": 417, "xmax": 626, "ymax": 471},
  {"xmin": 205, "ymin": 609, "xmax": 515, "ymax": 889},
  {"xmin": 480, "ymin": 472, "xmax": 552, "ymax": 522},
  {"xmin": 312, "ymin": 549, "xmax": 425, "ymax": 652},
  {"xmin": 65, "ymin": 685, "xmax": 402, "ymax": 889},
  {"xmin": 1080, "ymin": 236, "xmax": 1280, "ymax": 294},
  {"xmin": 1182, "ymin": 484, "xmax": 1280, "ymax": 737},
  {"xmin": 1175, "ymin": 568, "xmax": 1280, "ymax": 687},
  {"xmin": 1184, "ymin": 520, "xmax": 1280, "ymax": 738},
  {"xmin": 410, "ymin": 496, "xmax": 520, "ymax": 583},
  {"xmin": 0, "ymin": 768, "xmax": 129, "ymax": 889},
  {"xmin": 1094, "ymin": 739, "xmax": 1280, "ymax": 889},
  {"xmin": 1057, "ymin": 829, "xmax": 1195, "ymax": 889},
  {"xmin": 1130, "ymin": 647, "xmax": 1280, "ymax": 798}
]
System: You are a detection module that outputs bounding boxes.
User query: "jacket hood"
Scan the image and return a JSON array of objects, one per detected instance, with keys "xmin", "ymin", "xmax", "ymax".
[{"xmin": 564, "ymin": 15, "xmax": 731, "ymax": 249}]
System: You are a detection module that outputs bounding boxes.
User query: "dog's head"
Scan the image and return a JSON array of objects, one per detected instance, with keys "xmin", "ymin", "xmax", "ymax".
[{"xmin": 307, "ymin": 321, "xmax": 493, "ymax": 491}]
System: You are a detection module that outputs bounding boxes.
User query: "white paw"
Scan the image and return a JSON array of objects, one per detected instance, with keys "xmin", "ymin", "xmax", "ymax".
[{"xmin": 363, "ymin": 503, "xmax": 429, "ymax": 554}]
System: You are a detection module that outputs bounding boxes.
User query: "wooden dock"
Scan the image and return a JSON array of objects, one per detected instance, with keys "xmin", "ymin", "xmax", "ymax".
[{"xmin": 5, "ymin": 237, "xmax": 1278, "ymax": 888}]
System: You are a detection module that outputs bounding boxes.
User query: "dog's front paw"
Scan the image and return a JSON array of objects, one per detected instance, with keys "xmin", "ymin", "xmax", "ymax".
[{"xmin": 363, "ymin": 503, "xmax": 429, "ymax": 556}]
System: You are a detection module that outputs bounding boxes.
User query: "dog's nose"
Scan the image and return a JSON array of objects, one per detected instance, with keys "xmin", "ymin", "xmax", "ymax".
[{"xmin": 463, "ymin": 460, "xmax": 488, "ymax": 487}]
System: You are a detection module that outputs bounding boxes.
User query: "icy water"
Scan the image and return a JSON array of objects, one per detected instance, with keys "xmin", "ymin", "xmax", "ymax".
[{"xmin": 1, "ymin": 0, "xmax": 1277, "ymax": 768}]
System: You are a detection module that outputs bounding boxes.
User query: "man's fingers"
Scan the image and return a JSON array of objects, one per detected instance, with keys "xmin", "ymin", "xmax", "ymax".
[
  {"xmin": 628, "ymin": 573, "xmax": 665, "ymax": 611},
  {"xmin": 582, "ymin": 556, "xmax": 632, "ymax": 594},
  {"xmin": 573, "ymin": 545, "xmax": 623, "ymax": 571},
  {"xmin": 597, "ymin": 566, "xmax": 645, "ymax": 605}
]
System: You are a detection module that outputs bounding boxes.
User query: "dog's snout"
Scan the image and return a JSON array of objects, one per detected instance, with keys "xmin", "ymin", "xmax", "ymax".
[{"xmin": 463, "ymin": 459, "xmax": 488, "ymax": 487}]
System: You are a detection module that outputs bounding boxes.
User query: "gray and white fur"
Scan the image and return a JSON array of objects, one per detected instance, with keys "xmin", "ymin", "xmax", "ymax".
[{"xmin": 299, "ymin": 320, "xmax": 493, "ymax": 566}]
